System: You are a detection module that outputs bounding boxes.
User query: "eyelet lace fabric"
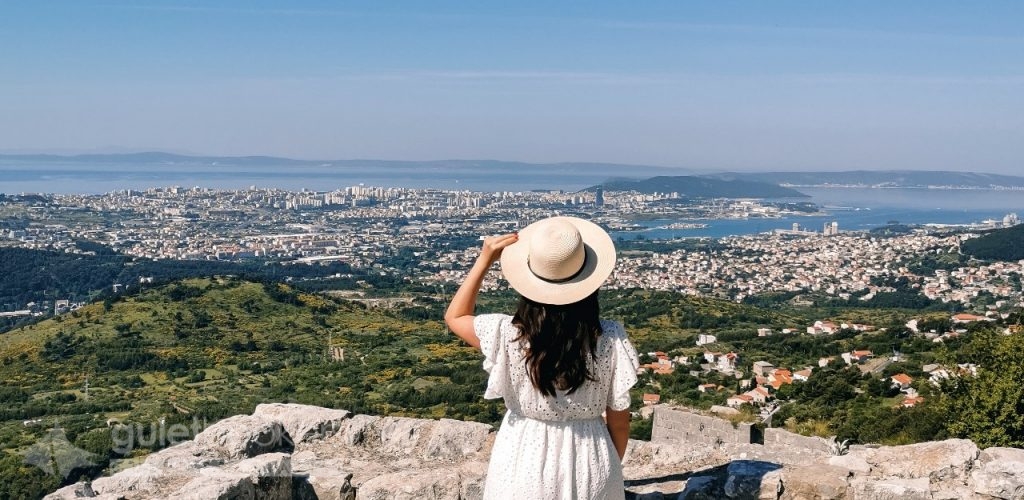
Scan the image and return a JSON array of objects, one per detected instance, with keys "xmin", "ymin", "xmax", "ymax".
[{"xmin": 474, "ymin": 314, "xmax": 640, "ymax": 500}]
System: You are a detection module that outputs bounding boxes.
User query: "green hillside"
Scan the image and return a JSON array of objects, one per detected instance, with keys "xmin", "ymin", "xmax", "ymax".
[
  {"xmin": 961, "ymin": 224, "xmax": 1024, "ymax": 261},
  {"xmin": 0, "ymin": 277, "xmax": 498, "ymax": 498}
]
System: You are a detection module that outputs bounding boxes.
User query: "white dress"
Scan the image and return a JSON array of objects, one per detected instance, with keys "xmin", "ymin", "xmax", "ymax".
[{"xmin": 474, "ymin": 314, "xmax": 640, "ymax": 500}]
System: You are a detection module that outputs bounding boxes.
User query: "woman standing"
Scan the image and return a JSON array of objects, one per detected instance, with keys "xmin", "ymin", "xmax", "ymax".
[{"xmin": 445, "ymin": 216, "xmax": 639, "ymax": 499}]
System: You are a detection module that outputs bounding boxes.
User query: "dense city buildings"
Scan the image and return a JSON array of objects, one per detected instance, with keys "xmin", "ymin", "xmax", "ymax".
[{"xmin": 2, "ymin": 185, "xmax": 1022, "ymax": 317}]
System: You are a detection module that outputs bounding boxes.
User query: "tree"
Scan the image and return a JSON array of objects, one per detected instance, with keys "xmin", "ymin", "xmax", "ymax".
[{"xmin": 939, "ymin": 328, "xmax": 1024, "ymax": 447}]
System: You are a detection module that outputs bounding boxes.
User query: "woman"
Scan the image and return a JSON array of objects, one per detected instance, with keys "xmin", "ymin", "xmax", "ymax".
[{"xmin": 445, "ymin": 216, "xmax": 639, "ymax": 499}]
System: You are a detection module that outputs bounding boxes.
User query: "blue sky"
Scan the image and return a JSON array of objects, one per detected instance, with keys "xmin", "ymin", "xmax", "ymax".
[{"xmin": 1, "ymin": 1, "xmax": 1022, "ymax": 173}]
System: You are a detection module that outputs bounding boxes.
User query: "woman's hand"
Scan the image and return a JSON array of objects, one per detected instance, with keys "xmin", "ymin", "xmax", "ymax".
[{"xmin": 478, "ymin": 233, "xmax": 518, "ymax": 266}]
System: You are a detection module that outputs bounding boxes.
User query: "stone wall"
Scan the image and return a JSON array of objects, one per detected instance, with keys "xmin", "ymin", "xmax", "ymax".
[
  {"xmin": 44, "ymin": 404, "xmax": 1024, "ymax": 500},
  {"xmin": 650, "ymin": 405, "xmax": 753, "ymax": 446},
  {"xmin": 763, "ymin": 427, "xmax": 831, "ymax": 454}
]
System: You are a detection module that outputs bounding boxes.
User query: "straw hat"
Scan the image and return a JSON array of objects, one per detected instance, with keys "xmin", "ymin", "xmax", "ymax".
[{"xmin": 500, "ymin": 216, "xmax": 616, "ymax": 305}]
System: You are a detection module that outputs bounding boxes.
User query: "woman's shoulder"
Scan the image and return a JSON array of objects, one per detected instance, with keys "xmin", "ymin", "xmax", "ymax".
[
  {"xmin": 598, "ymin": 317, "xmax": 626, "ymax": 346},
  {"xmin": 599, "ymin": 318, "xmax": 627, "ymax": 339},
  {"xmin": 476, "ymin": 312, "xmax": 514, "ymax": 322},
  {"xmin": 473, "ymin": 313, "xmax": 515, "ymax": 334}
]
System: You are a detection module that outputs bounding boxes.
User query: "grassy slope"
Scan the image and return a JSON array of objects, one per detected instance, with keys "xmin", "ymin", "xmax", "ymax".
[{"xmin": 0, "ymin": 277, "xmax": 945, "ymax": 499}]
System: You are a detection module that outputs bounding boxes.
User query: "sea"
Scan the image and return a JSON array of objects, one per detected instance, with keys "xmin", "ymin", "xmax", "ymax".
[
  {"xmin": 614, "ymin": 187, "xmax": 1024, "ymax": 240},
  {"xmin": 2, "ymin": 162, "xmax": 1023, "ymax": 239}
]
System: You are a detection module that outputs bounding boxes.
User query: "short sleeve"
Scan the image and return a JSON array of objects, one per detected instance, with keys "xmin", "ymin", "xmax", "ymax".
[
  {"xmin": 474, "ymin": 313, "xmax": 511, "ymax": 400},
  {"xmin": 605, "ymin": 322, "xmax": 639, "ymax": 411}
]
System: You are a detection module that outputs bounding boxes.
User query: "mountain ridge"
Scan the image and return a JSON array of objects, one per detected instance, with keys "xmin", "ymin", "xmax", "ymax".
[
  {"xmin": 4, "ymin": 153, "xmax": 1024, "ymax": 189},
  {"xmin": 0, "ymin": 152, "xmax": 697, "ymax": 178}
]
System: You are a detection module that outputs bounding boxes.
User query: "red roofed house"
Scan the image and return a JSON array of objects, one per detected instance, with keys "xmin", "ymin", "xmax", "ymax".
[
  {"xmin": 747, "ymin": 386, "xmax": 771, "ymax": 404},
  {"xmin": 890, "ymin": 373, "xmax": 913, "ymax": 390},
  {"xmin": 807, "ymin": 320, "xmax": 839, "ymax": 335},
  {"xmin": 727, "ymin": 394, "xmax": 753, "ymax": 408},
  {"xmin": 642, "ymin": 393, "xmax": 661, "ymax": 406},
  {"xmin": 844, "ymin": 350, "xmax": 874, "ymax": 364},
  {"xmin": 793, "ymin": 368, "xmax": 813, "ymax": 382},
  {"xmin": 901, "ymin": 395, "xmax": 925, "ymax": 408},
  {"xmin": 718, "ymin": 352, "xmax": 739, "ymax": 373},
  {"xmin": 952, "ymin": 313, "xmax": 992, "ymax": 324},
  {"xmin": 768, "ymin": 369, "xmax": 793, "ymax": 390}
]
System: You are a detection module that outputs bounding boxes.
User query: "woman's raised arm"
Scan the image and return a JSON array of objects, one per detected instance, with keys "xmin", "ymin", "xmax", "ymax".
[{"xmin": 444, "ymin": 233, "xmax": 518, "ymax": 349}]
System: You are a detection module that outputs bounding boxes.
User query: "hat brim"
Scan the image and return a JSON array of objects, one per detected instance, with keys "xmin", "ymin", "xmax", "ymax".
[{"xmin": 499, "ymin": 216, "xmax": 616, "ymax": 305}]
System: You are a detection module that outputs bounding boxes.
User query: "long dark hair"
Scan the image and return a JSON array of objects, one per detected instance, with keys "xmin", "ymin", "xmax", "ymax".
[{"xmin": 511, "ymin": 290, "xmax": 602, "ymax": 397}]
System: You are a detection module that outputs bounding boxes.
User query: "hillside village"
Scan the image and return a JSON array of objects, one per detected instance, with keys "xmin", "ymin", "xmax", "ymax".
[{"xmin": 634, "ymin": 310, "xmax": 1005, "ymax": 421}]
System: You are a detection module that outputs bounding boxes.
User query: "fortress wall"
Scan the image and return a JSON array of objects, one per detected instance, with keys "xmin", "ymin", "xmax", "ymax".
[
  {"xmin": 650, "ymin": 406, "xmax": 753, "ymax": 446},
  {"xmin": 763, "ymin": 427, "xmax": 832, "ymax": 454}
]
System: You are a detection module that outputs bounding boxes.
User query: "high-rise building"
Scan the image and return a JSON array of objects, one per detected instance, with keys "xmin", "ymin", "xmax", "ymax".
[{"xmin": 595, "ymin": 187, "xmax": 604, "ymax": 207}]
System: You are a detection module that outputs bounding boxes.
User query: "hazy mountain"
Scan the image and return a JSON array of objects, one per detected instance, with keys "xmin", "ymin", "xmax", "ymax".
[
  {"xmin": 0, "ymin": 152, "xmax": 695, "ymax": 178},
  {"xmin": 6, "ymin": 152, "xmax": 1022, "ymax": 190},
  {"xmin": 708, "ymin": 170, "xmax": 1024, "ymax": 189},
  {"xmin": 586, "ymin": 176, "xmax": 807, "ymax": 198}
]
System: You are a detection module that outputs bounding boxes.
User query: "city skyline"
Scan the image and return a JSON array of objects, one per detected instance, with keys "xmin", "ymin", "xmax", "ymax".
[{"xmin": 2, "ymin": 1, "xmax": 1022, "ymax": 174}]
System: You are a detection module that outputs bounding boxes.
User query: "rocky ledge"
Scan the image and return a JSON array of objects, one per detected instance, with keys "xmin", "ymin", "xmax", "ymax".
[{"xmin": 47, "ymin": 404, "xmax": 1024, "ymax": 500}]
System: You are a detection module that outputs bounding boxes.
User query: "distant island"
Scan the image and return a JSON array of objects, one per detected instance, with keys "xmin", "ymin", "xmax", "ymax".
[
  {"xmin": 586, "ymin": 176, "xmax": 807, "ymax": 199},
  {"xmin": 709, "ymin": 170, "xmax": 1024, "ymax": 190}
]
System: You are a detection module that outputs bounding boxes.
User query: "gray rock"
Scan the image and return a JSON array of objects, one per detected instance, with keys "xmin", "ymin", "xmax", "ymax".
[
  {"xmin": 933, "ymin": 486, "xmax": 987, "ymax": 500},
  {"xmin": 971, "ymin": 447, "xmax": 1024, "ymax": 500},
  {"xmin": 678, "ymin": 475, "xmax": 718, "ymax": 500},
  {"xmin": 91, "ymin": 463, "xmax": 185, "ymax": 496},
  {"xmin": 850, "ymin": 477, "xmax": 931, "ymax": 500},
  {"xmin": 173, "ymin": 452, "xmax": 291, "ymax": 500},
  {"xmin": 624, "ymin": 439, "xmax": 730, "ymax": 482},
  {"xmin": 252, "ymin": 403, "xmax": 351, "ymax": 444},
  {"xmin": 423, "ymin": 418, "xmax": 493, "ymax": 461},
  {"xmin": 828, "ymin": 454, "xmax": 871, "ymax": 475},
  {"xmin": 625, "ymin": 479, "xmax": 687, "ymax": 499},
  {"xmin": 356, "ymin": 467, "xmax": 464, "ymax": 500},
  {"xmin": 723, "ymin": 461, "xmax": 782, "ymax": 499},
  {"xmin": 175, "ymin": 470, "xmax": 256, "ymax": 500},
  {"xmin": 458, "ymin": 460, "xmax": 488, "ymax": 500},
  {"xmin": 42, "ymin": 481, "xmax": 95, "ymax": 499},
  {"xmin": 192, "ymin": 414, "xmax": 289, "ymax": 460},
  {"xmin": 757, "ymin": 469, "xmax": 782, "ymax": 500},
  {"xmin": 378, "ymin": 416, "xmax": 430, "ymax": 456},
  {"xmin": 143, "ymin": 441, "xmax": 224, "ymax": 469},
  {"xmin": 299, "ymin": 467, "xmax": 356, "ymax": 500},
  {"xmin": 779, "ymin": 464, "xmax": 851, "ymax": 500},
  {"xmin": 335, "ymin": 413, "xmax": 381, "ymax": 447},
  {"xmin": 856, "ymin": 438, "xmax": 978, "ymax": 484}
]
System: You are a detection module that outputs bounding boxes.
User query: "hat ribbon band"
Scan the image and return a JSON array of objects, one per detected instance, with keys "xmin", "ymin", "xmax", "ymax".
[{"xmin": 527, "ymin": 252, "xmax": 587, "ymax": 284}]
